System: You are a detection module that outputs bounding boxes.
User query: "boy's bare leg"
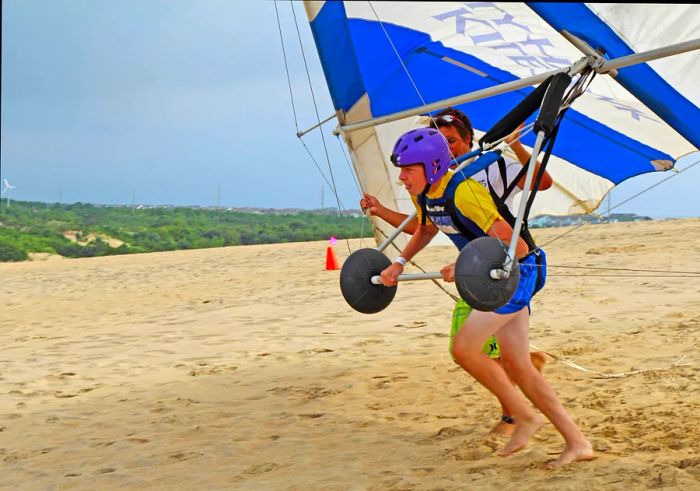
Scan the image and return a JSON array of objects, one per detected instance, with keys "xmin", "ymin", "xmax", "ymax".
[
  {"xmin": 490, "ymin": 357, "xmax": 516, "ymax": 437},
  {"xmin": 496, "ymin": 309, "xmax": 593, "ymax": 467},
  {"xmin": 452, "ymin": 310, "xmax": 543, "ymax": 455},
  {"xmin": 489, "ymin": 351, "xmax": 547, "ymax": 437},
  {"xmin": 489, "ymin": 415, "xmax": 515, "ymax": 437}
]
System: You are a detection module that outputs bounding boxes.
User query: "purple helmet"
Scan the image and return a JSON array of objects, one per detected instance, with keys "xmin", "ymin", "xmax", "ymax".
[{"xmin": 390, "ymin": 128, "xmax": 452, "ymax": 184}]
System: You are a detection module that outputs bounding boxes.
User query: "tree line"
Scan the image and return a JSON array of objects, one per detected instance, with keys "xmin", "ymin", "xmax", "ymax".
[{"xmin": 0, "ymin": 201, "xmax": 367, "ymax": 262}]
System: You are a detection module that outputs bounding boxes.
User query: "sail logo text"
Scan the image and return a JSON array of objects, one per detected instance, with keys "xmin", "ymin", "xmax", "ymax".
[
  {"xmin": 432, "ymin": 3, "xmax": 656, "ymax": 123},
  {"xmin": 433, "ymin": 2, "xmax": 569, "ymax": 76}
]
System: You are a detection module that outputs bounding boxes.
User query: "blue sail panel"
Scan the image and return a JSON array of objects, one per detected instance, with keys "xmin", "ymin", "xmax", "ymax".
[{"xmin": 307, "ymin": 2, "xmax": 365, "ymax": 112}]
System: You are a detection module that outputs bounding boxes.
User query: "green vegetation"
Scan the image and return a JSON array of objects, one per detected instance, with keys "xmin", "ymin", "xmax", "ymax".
[{"xmin": 0, "ymin": 201, "xmax": 366, "ymax": 262}]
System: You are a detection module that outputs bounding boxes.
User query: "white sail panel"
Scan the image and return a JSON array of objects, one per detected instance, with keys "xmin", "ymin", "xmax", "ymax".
[{"xmin": 586, "ymin": 4, "xmax": 700, "ymax": 107}]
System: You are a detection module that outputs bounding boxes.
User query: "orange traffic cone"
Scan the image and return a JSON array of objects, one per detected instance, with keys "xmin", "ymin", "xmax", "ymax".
[{"xmin": 325, "ymin": 246, "xmax": 339, "ymax": 270}]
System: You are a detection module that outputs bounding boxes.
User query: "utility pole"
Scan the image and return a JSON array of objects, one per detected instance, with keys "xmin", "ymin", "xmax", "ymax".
[
  {"xmin": 132, "ymin": 188, "xmax": 136, "ymax": 214},
  {"xmin": 217, "ymin": 183, "xmax": 221, "ymax": 210},
  {"xmin": 320, "ymin": 186, "xmax": 324, "ymax": 210}
]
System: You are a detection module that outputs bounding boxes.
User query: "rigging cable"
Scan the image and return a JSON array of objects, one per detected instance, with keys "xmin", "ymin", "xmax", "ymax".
[
  {"xmin": 273, "ymin": 0, "xmax": 300, "ymax": 134},
  {"xmin": 335, "ymin": 134, "xmax": 374, "ymax": 247},
  {"xmin": 539, "ymin": 157, "xmax": 700, "ymax": 249},
  {"xmin": 335, "ymin": 135, "xmax": 363, "ymax": 198},
  {"xmin": 548, "ymin": 264, "xmax": 700, "ymax": 275},
  {"xmin": 274, "ymin": 0, "xmax": 342, "ymax": 205},
  {"xmin": 289, "ymin": 2, "xmax": 352, "ymax": 252}
]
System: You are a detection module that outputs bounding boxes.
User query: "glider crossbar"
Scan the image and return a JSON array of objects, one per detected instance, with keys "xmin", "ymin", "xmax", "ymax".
[
  {"xmin": 335, "ymin": 64, "xmax": 582, "ymax": 135},
  {"xmin": 599, "ymin": 37, "xmax": 700, "ymax": 73}
]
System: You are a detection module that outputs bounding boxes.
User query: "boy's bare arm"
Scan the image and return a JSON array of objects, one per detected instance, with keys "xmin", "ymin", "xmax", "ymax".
[{"xmin": 361, "ymin": 193, "xmax": 418, "ymax": 234}]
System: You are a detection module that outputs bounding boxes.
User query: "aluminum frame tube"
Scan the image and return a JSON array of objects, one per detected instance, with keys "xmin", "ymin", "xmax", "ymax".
[
  {"xmin": 339, "ymin": 67, "xmax": 570, "ymax": 134},
  {"xmin": 598, "ymin": 38, "xmax": 700, "ymax": 73},
  {"xmin": 370, "ymin": 271, "xmax": 442, "ymax": 284},
  {"xmin": 376, "ymin": 210, "xmax": 417, "ymax": 252},
  {"xmin": 296, "ymin": 113, "xmax": 337, "ymax": 138}
]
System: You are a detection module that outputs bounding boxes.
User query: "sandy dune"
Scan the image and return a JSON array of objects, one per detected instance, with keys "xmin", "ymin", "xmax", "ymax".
[{"xmin": 1, "ymin": 218, "xmax": 699, "ymax": 490}]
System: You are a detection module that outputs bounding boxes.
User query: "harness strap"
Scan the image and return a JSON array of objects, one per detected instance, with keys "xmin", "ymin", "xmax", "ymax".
[
  {"xmin": 497, "ymin": 157, "xmax": 508, "ymax": 190},
  {"xmin": 453, "ymin": 150, "xmax": 503, "ymax": 182},
  {"xmin": 523, "ymin": 114, "xmax": 565, "ymax": 221},
  {"xmin": 486, "ymin": 157, "xmax": 538, "ymax": 252},
  {"xmin": 487, "ymin": 108, "xmax": 567, "ymax": 253}
]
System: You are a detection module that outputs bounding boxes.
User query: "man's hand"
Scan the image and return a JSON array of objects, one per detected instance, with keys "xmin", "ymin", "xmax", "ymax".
[
  {"xmin": 360, "ymin": 193, "xmax": 384, "ymax": 216},
  {"xmin": 440, "ymin": 263, "xmax": 456, "ymax": 282},
  {"xmin": 380, "ymin": 262, "xmax": 404, "ymax": 286}
]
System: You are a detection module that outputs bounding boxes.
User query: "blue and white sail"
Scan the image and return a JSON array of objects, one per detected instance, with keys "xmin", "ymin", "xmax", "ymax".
[{"xmin": 304, "ymin": 2, "xmax": 699, "ymax": 245}]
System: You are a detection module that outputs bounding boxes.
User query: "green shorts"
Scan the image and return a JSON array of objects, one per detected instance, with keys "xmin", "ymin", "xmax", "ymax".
[{"xmin": 450, "ymin": 299, "xmax": 501, "ymax": 362}]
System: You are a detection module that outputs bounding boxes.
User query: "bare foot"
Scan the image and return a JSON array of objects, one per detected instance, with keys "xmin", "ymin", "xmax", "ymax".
[
  {"xmin": 546, "ymin": 440, "xmax": 594, "ymax": 469},
  {"xmin": 489, "ymin": 419, "xmax": 515, "ymax": 437},
  {"xmin": 498, "ymin": 414, "xmax": 543, "ymax": 456},
  {"xmin": 530, "ymin": 351, "xmax": 548, "ymax": 373}
]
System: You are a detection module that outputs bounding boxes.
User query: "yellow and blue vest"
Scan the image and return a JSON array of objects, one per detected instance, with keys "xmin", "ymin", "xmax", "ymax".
[{"xmin": 412, "ymin": 170, "xmax": 501, "ymax": 250}]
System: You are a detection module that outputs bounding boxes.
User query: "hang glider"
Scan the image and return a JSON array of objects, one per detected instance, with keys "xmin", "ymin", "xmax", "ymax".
[{"xmin": 303, "ymin": 2, "xmax": 699, "ymax": 247}]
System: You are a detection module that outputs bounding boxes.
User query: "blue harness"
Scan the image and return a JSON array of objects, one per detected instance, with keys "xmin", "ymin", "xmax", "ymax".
[
  {"xmin": 419, "ymin": 170, "xmax": 490, "ymax": 250},
  {"xmin": 419, "ymin": 153, "xmax": 548, "ymax": 313}
]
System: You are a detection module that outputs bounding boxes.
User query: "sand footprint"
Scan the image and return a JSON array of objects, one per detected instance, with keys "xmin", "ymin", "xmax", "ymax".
[
  {"xmin": 354, "ymin": 338, "xmax": 384, "ymax": 347},
  {"xmin": 188, "ymin": 364, "xmax": 237, "ymax": 376},
  {"xmin": 53, "ymin": 372, "xmax": 76, "ymax": 380},
  {"xmin": 241, "ymin": 462, "xmax": 279, "ymax": 476},
  {"xmin": 54, "ymin": 384, "xmax": 102, "ymax": 398},
  {"xmin": 415, "ymin": 332, "xmax": 448, "ymax": 339},
  {"xmin": 297, "ymin": 348, "xmax": 334, "ymax": 355},
  {"xmin": 168, "ymin": 450, "xmax": 204, "ymax": 461},
  {"xmin": 126, "ymin": 437, "xmax": 150, "ymax": 444}
]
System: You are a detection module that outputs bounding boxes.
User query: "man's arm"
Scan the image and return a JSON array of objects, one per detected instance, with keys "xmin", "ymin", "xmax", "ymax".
[{"xmin": 506, "ymin": 125, "xmax": 553, "ymax": 190}]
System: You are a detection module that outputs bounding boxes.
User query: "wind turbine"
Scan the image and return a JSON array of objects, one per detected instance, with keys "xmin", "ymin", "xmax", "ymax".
[{"xmin": 2, "ymin": 179, "xmax": 16, "ymax": 208}]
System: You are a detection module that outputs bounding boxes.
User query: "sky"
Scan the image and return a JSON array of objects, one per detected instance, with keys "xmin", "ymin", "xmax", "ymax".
[{"xmin": 2, "ymin": 0, "xmax": 698, "ymax": 217}]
